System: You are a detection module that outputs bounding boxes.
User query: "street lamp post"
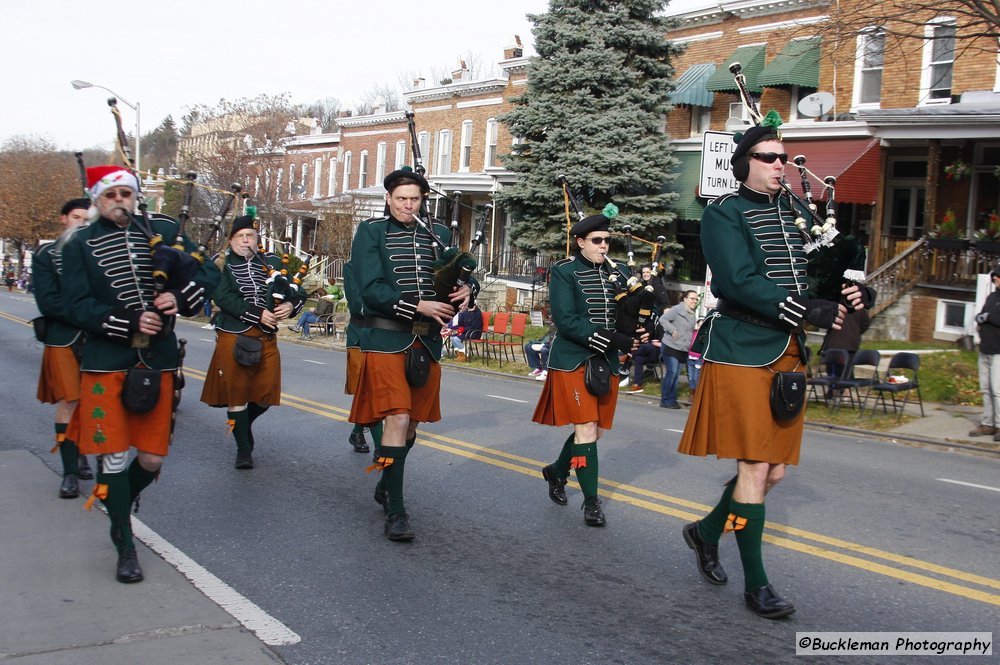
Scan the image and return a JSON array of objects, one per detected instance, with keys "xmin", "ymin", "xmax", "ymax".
[{"xmin": 71, "ymin": 80, "xmax": 141, "ymax": 175}]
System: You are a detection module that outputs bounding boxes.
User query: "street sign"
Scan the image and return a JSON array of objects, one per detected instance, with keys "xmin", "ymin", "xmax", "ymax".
[{"xmin": 699, "ymin": 130, "xmax": 738, "ymax": 199}]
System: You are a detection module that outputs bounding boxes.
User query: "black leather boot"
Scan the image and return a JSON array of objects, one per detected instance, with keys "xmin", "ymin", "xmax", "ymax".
[
  {"xmin": 115, "ymin": 546, "xmax": 144, "ymax": 583},
  {"xmin": 542, "ymin": 465, "xmax": 568, "ymax": 506},
  {"xmin": 682, "ymin": 521, "xmax": 728, "ymax": 585},
  {"xmin": 744, "ymin": 584, "xmax": 795, "ymax": 619},
  {"xmin": 349, "ymin": 430, "xmax": 370, "ymax": 453},
  {"xmin": 582, "ymin": 496, "xmax": 606, "ymax": 526},
  {"xmin": 59, "ymin": 474, "xmax": 79, "ymax": 499},
  {"xmin": 384, "ymin": 512, "xmax": 415, "ymax": 541},
  {"xmin": 77, "ymin": 456, "xmax": 94, "ymax": 480},
  {"xmin": 235, "ymin": 450, "xmax": 254, "ymax": 469}
]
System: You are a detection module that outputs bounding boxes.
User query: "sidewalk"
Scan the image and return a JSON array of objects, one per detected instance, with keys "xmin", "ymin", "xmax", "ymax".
[{"xmin": 0, "ymin": 449, "xmax": 284, "ymax": 664}]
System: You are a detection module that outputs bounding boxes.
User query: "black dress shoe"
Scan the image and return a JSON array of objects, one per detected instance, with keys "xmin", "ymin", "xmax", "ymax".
[
  {"xmin": 59, "ymin": 474, "xmax": 79, "ymax": 499},
  {"xmin": 234, "ymin": 450, "xmax": 254, "ymax": 469},
  {"xmin": 76, "ymin": 456, "xmax": 94, "ymax": 480},
  {"xmin": 682, "ymin": 521, "xmax": 728, "ymax": 585},
  {"xmin": 582, "ymin": 496, "xmax": 606, "ymax": 526},
  {"xmin": 115, "ymin": 546, "xmax": 144, "ymax": 583},
  {"xmin": 744, "ymin": 583, "xmax": 796, "ymax": 619},
  {"xmin": 541, "ymin": 464, "xmax": 568, "ymax": 506},
  {"xmin": 385, "ymin": 512, "xmax": 415, "ymax": 541},
  {"xmin": 349, "ymin": 430, "xmax": 370, "ymax": 453},
  {"xmin": 374, "ymin": 484, "xmax": 389, "ymax": 514}
]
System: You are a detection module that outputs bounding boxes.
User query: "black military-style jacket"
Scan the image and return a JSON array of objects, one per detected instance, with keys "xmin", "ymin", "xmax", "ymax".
[
  {"xmin": 33, "ymin": 239, "xmax": 83, "ymax": 347},
  {"xmin": 61, "ymin": 213, "xmax": 221, "ymax": 371},
  {"xmin": 211, "ymin": 250, "xmax": 306, "ymax": 334}
]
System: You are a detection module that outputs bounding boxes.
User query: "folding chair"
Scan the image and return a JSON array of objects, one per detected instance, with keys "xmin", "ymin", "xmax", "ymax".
[
  {"xmin": 829, "ymin": 349, "xmax": 880, "ymax": 412},
  {"xmin": 467, "ymin": 311, "xmax": 508, "ymax": 362},
  {"xmin": 488, "ymin": 312, "xmax": 529, "ymax": 366},
  {"xmin": 806, "ymin": 348, "xmax": 849, "ymax": 406},
  {"xmin": 863, "ymin": 352, "xmax": 924, "ymax": 421}
]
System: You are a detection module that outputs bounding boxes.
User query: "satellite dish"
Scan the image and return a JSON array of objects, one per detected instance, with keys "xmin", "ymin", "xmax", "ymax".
[{"xmin": 797, "ymin": 91, "xmax": 835, "ymax": 118}]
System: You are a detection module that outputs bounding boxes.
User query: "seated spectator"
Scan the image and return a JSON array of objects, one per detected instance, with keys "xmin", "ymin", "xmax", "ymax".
[
  {"xmin": 625, "ymin": 337, "xmax": 662, "ymax": 393},
  {"xmin": 442, "ymin": 301, "xmax": 484, "ymax": 361},
  {"xmin": 525, "ymin": 323, "xmax": 556, "ymax": 380},
  {"xmin": 289, "ymin": 295, "xmax": 335, "ymax": 340}
]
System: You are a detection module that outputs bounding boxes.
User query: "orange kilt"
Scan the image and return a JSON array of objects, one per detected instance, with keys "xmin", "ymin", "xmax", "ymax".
[
  {"xmin": 532, "ymin": 365, "xmax": 619, "ymax": 428},
  {"xmin": 200, "ymin": 329, "xmax": 282, "ymax": 407},
  {"xmin": 37, "ymin": 345, "xmax": 80, "ymax": 404},
  {"xmin": 345, "ymin": 346, "xmax": 363, "ymax": 395},
  {"xmin": 75, "ymin": 371, "xmax": 174, "ymax": 456},
  {"xmin": 348, "ymin": 349, "xmax": 442, "ymax": 425},
  {"xmin": 677, "ymin": 345, "xmax": 805, "ymax": 465}
]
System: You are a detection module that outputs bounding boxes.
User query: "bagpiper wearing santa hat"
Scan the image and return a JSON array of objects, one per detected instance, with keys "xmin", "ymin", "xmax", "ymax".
[{"xmin": 60, "ymin": 166, "xmax": 221, "ymax": 584}]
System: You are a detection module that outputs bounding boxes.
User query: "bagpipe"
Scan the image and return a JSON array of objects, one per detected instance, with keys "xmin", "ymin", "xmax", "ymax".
[
  {"xmin": 558, "ymin": 176, "xmax": 655, "ymax": 341},
  {"xmin": 402, "ymin": 112, "xmax": 487, "ymax": 304},
  {"xmin": 729, "ymin": 63, "xmax": 871, "ymax": 306}
]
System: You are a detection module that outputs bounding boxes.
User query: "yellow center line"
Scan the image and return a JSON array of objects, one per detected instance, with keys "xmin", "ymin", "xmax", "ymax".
[{"xmin": 72, "ymin": 349, "xmax": 1000, "ymax": 605}]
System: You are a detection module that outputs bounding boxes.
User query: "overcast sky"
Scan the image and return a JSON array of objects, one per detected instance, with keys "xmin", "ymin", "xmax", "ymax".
[{"xmin": 3, "ymin": 0, "xmax": 709, "ymax": 155}]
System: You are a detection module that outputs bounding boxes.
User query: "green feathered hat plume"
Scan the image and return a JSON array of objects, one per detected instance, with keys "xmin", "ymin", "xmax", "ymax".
[
  {"xmin": 602, "ymin": 203, "xmax": 619, "ymax": 219},
  {"xmin": 245, "ymin": 205, "xmax": 257, "ymax": 219}
]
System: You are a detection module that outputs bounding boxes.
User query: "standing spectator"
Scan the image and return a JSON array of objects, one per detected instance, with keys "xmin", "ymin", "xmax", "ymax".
[
  {"xmin": 971, "ymin": 265, "xmax": 1000, "ymax": 437},
  {"xmin": 34, "ymin": 198, "xmax": 94, "ymax": 498},
  {"xmin": 442, "ymin": 301, "xmax": 483, "ymax": 361},
  {"xmin": 200, "ymin": 213, "xmax": 306, "ymax": 469},
  {"xmin": 659, "ymin": 290, "xmax": 698, "ymax": 408},
  {"xmin": 62, "ymin": 166, "xmax": 220, "ymax": 583}
]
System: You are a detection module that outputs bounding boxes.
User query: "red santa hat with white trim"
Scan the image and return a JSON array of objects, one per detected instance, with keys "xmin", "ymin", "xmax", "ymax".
[{"xmin": 86, "ymin": 165, "xmax": 139, "ymax": 199}]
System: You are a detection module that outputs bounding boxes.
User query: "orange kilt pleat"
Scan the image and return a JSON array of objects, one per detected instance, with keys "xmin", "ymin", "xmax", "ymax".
[
  {"xmin": 200, "ymin": 329, "xmax": 282, "ymax": 407},
  {"xmin": 76, "ymin": 371, "xmax": 174, "ymax": 456},
  {"xmin": 37, "ymin": 346, "xmax": 81, "ymax": 404},
  {"xmin": 345, "ymin": 346, "xmax": 363, "ymax": 395},
  {"xmin": 348, "ymin": 349, "xmax": 442, "ymax": 425},
  {"xmin": 532, "ymin": 365, "xmax": 619, "ymax": 428},
  {"xmin": 677, "ymin": 345, "xmax": 804, "ymax": 465}
]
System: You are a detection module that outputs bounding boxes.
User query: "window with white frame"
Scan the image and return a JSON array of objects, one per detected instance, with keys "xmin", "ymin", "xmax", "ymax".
[
  {"xmin": 395, "ymin": 140, "xmax": 407, "ymax": 169},
  {"xmin": 459, "ymin": 120, "xmax": 473, "ymax": 171},
  {"xmin": 921, "ymin": 19, "xmax": 956, "ymax": 103},
  {"xmin": 376, "ymin": 142, "xmax": 387, "ymax": 183},
  {"xmin": 359, "ymin": 151, "xmax": 369, "ymax": 188},
  {"xmin": 485, "ymin": 118, "xmax": 499, "ymax": 167},
  {"xmin": 288, "ymin": 164, "xmax": 295, "ymax": 200},
  {"xmin": 327, "ymin": 156, "xmax": 336, "ymax": 196},
  {"xmin": 418, "ymin": 131, "xmax": 431, "ymax": 172},
  {"xmin": 437, "ymin": 130, "xmax": 452, "ymax": 175},
  {"xmin": 852, "ymin": 29, "xmax": 885, "ymax": 108},
  {"xmin": 728, "ymin": 101, "xmax": 754, "ymax": 126},
  {"xmin": 342, "ymin": 152, "xmax": 352, "ymax": 192},
  {"xmin": 936, "ymin": 298, "xmax": 973, "ymax": 335},
  {"xmin": 300, "ymin": 163, "xmax": 308, "ymax": 197},
  {"xmin": 254, "ymin": 175, "xmax": 261, "ymax": 196},
  {"xmin": 275, "ymin": 168, "xmax": 283, "ymax": 202},
  {"xmin": 689, "ymin": 106, "xmax": 711, "ymax": 137},
  {"xmin": 314, "ymin": 158, "xmax": 322, "ymax": 196}
]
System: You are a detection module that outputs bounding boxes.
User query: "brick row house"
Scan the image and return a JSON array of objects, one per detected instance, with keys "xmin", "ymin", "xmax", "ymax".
[{"xmin": 663, "ymin": 0, "xmax": 1000, "ymax": 341}]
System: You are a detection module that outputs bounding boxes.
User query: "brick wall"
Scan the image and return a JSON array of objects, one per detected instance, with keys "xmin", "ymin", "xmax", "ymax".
[{"xmin": 908, "ymin": 295, "xmax": 938, "ymax": 342}]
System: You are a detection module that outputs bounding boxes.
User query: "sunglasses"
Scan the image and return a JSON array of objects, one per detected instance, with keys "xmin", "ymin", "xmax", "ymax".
[
  {"xmin": 750, "ymin": 152, "xmax": 789, "ymax": 165},
  {"xmin": 102, "ymin": 189, "xmax": 135, "ymax": 199},
  {"xmin": 586, "ymin": 236, "xmax": 611, "ymax": 245}
]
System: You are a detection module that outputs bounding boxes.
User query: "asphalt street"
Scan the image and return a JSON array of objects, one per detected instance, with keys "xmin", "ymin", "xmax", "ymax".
[{"xmin": 1, "ymin": 290, "xmax": 997, "ymax": 664}]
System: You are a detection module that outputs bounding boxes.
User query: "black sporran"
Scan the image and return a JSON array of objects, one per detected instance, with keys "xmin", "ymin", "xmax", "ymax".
[
  {"xmin": 32, "ymin": 316, "xmax": 47, "ymax": 344},
  {"xmin": 405, "ymin": 346, "xmax": 432, "ymax": 388},
  {"xmin": 233, "ymin": 334, "xmax": 263, "ymax": 367},
  {"xmin": 121, "ymin": 366, "xmax": 162, "ymax": 414},
  {"xmin": 769, "ymin": 371, "xmax": 806, "ymax": 421},
  {"xmin": 584, "ymin": 354, "xmax": 612, "ymax": 397}
]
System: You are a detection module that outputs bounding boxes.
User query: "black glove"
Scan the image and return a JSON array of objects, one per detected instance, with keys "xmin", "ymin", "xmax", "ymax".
[
  {"xmin": 778, "ymin": 294, "xmax": 841, "ymax": 330},
  {"xmin": 611, "ymin": 331, "xmax": 635, "ymax": 354},
  {"xmin": 171, "ymin": 281, "xmax": 205, "ymax": 316}
]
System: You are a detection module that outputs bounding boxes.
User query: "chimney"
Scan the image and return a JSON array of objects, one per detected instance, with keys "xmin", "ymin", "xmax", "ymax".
[
  {"xmin": 504, "ymin": 34, "xmax": 523, "ymax": 59},
  {"xmin": 412, "ymin": 77, "xmax": 425, "ymax": 90},
  {"xmin": 451, "ymin": 58, "xmax": 468, "ymax": 82},
  {"xmin": 373, "ymin": 102, "xmax": 386, "ymax": 115}
]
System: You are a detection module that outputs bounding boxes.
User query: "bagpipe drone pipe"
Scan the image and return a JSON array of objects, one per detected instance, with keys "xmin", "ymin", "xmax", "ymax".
[{"xmin": 728, "ymin": 62, "xmax": 874, "ymax": 309}]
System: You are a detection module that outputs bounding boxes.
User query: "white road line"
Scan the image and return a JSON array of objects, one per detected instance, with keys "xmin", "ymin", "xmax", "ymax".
[
  {"xmin": 935, "ymin": 478, "xmax": 1000, "ymax": 493},
  {"xmin": 664, "ymin": 428, "xmax": 684, "ymax": 433},
  {"xmin": 199, "ymin": 338, "xmax": 215, "ymax": 342},
  {"xmin": 302, "ymin": 359, "xmax": 325, "ymax": 365},
  {"xmin": 488, "ymin": 394, "xmax": 530, "ymax": 403},
  {"xmin": 130, "ymin": 518, "xmax": 301, "ymax": 645}
]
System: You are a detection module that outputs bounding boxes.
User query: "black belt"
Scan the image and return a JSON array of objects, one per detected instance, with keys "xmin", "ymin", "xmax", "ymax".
[
  {"xmin": 716, "ymin": 299, "xmax": 789, "ymax": 333},
  {"xmin": 360, "ymin": 315, "xmax": 433, "ymax": 336},
  {"xmin": 349, "ymin": 315, "xmax": 365, "ymax": 326}
]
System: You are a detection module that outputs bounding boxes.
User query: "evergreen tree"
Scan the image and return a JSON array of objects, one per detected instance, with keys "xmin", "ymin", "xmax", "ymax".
[
  {"xmin": 499, "ymin": 0, "xmax": 682, "ymax": 253},
  {"xmin": 141, "ymin": 115, "xmax": 179, "ymax": 175}
]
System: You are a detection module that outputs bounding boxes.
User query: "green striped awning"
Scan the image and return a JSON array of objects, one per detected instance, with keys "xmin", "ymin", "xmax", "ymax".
[
  {"xmin": 666, "ymin": 152, "xmax": 707, "ymax": 222},
  {"xmin": 704, "ymin": 44, "xmax": 768, "ymax": 94},
  {"xmin": 670, "ymin": 63, "xmax": 716, "ymax": 107},
  {"xmin": 757, "ymin": 37, "xmax": 821, "ymax": 89}
]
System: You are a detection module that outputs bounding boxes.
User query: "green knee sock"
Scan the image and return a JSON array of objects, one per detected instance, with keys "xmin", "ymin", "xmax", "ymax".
[
  {"xmin": 227, "ymin": 410, "xmax": 251, "ymax": 452},
  {"xmin": 247, "ymin": 404, "xmax": 268, "ymax": 450},
  {"xmin": 570, "ymin": 441, "xmax": 599, "ymax": 498},
  {"xmin": 99, "ymin": 471, "xmax": 133, "ymax": 552},
  {"xmin": 377, "ymin": 446, "xmax": 409, "ymax": 516},
  {"xmin": 55, "ymin": 424, "xmax": 78, "ymax": 476},
  {"xmin": 369, "ymin": 421, "xmax": 384, "ymax": 447},
  {"xmin": 551, "ymin": 433, "xmax": 576, "ymax": 479},
  {"xmin": 697, "ymin": 476, "xmax": 738, "ymax": 544},
  {"xmin": 352, "ymin": 424, "xmax": 365, "ymax": 434},
  {"xmin": 405, "ymin": 434, "xmax": 416, "ymax": 450},
  {"xmin": 127, "ymin": 458, "xmax": 158, "ymax": 508},
  {"xmin": 730, "ymin": 501, "xmax": 768, "ymax": 592}
]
